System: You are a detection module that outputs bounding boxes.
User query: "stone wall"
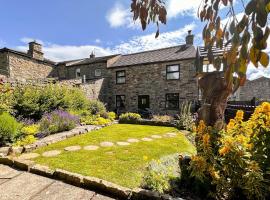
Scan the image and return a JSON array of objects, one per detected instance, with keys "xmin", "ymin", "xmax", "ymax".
[
  {"xmin": 0, "ymin": 51, "xmax": 8, "ymax": 77},
  {"xmin": 107, "ymin": 59, "xmax": 198, "ymax": 115},
  {"xmin": 239, "ymin": 77, "xmax": 270, "ymax": 101},
  {"xmin": 8, "ymin": 53, "xmax": 56, "ymax": 80}
]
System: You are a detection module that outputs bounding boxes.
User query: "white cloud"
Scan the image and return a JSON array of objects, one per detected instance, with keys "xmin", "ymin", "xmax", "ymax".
[
  {"xmin": 95, "ymin": 39, "xmax": 101, "ymax": 44},
  {"xmin": 112, "ymin": 23, "xmax": 196, "ymax": 54},
  {"xmin": 166, "ymin": 0, "xmax": 201, "ymax": 18}
]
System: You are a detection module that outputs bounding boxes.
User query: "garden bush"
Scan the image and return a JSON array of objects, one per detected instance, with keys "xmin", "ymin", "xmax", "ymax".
[
  {"xmin": 14, "ymin": 124, "xmax": 40, "ymax": 147},
  {"xmin": 0, "ymin": 83, "xmax": 13, "ymax": 114},
  {"xmin": 88, "ymin": 100, "xmax": 106, "ymax": 115},
  {"xmin": 12, "ymin": 84, "xmax": 89, "ymax": 120},
  {"xmin": 39, "ymin": 110, "xmax": 79, "ymax": 136},
  {"xmin": 185, "ymin": 102, "xmax": 270, "ymax": 200},
  {"xmin": 142, "ymin": 154, "xmax": 180, "ymax": 194},
  {"xmin": 177, "ymin": 101, "xmax": 195, "ymax": 131},
  {"xmin": 80, "ymin": 115, "xmax": 111, "ymax": 125},
  {"xmin": 119, "ymin": 112, "xmax": 142, "ymax": 124},
  {"xmin": 108, "ymin": 112, "xmax": 116, "ymax": 121},
  {"xmin": 0, "ymin": 112, "xmax": 21, "ymax": 146}
]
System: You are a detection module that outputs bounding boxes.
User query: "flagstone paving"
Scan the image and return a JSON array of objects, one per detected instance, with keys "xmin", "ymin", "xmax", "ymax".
[
  {"xmin": 151, "ymin": 135, "xmax": 162, "ymax": 139},
  {"xmin": 127, "ymin": 138, "xmax": 140, "ymax": 143},
  {"xmin": 0, "ymin": 164, "xmax": 115, "ymax": 200},
  {"xmin": 64, "ymin": 146, "xmax": 82, "ymax": 152},
  {"xmin": 141, "ymin": 137, "xmax": 153, "ymax": 141},
  {"xmin": 100, "ymin": 142, "xmax": 114, "ymax": 147},
  {"xmin": 18, "ymin": 153, "xmax": 40, "ymax": 160},
  {"xmin": 42, "ymin": 150, "xmax": 61, "ymax": 157},
  {"xmin": 116, "ymin": 141, "xmax": 130, "ymax": 146},
  {"xmin": 84, "ymin": 145, "xmax": 99, "ymax": 151}
]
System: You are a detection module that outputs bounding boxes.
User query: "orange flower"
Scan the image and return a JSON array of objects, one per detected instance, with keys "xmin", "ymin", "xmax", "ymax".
[
  {"xmin": 202, "ymin": 134, "xmax": 210, "ymax": 146},
  {"xmin": 219, "ymin": 145, "xmax": 230, "ymax": 156},
  {"xmin": 227, "ymin": 119, "xmax": 235, "ymax": 130},
  {"xmin": 197, "ymin": 120, "xmax": 206, "ymax": 135}
]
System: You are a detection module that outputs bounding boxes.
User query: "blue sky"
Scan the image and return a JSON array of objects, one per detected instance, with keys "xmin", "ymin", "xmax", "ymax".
[{"xmin": 0, "ymin": 0, "xmax": 269, "ymax": 79}]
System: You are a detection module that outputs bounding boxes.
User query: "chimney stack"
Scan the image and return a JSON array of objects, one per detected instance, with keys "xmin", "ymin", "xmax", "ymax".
[
  {"xmin": 90, "ymin": 51, "xmax": 95, "ymax": 58},
  {"xmin": 28, "ymin": 41, "xmax": 44, "ymax": 60},
  {"xmin": 186, "ymin": 30, "xmax": 194, "ymax": 46}
]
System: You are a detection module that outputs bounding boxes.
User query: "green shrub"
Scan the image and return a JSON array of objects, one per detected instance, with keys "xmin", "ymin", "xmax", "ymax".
[
  {"xmin": 119, "ymin": 113, "xmax": 142, "ymax": 123},
  {"xmin": 88, "ymin": 100, "xmax": 106, "ymax": 115},
  {"xmin": 142, "ymin": 154, "xmax": 180, "ymax": 194},
  {"xmin": 108, "ymin": 112, "xmax": 117, "ymax": 121},
  {"xmin": 12, "ymin": 84, "xmax": 89, "ymax": 120},
  {"xmin": 0, "ymin": 83, "xmax": 13, "ymax": 114},
  {"xmin": 0, "ymin": 112, "xmax": 22, "ymax": 145},
  {"xmin": 14, "ymin": 135, "xmax": 36, "ymax": 147},
  {"xmin": 177, "ymin": 101, "xmax": 195, "ymax": 131},
  {"xmin": 81, "ymin": 115, "xmax": 111, "ymax": 125},
  {"xmin": 20, "ymin": 124, "xmax": 40, "ymax": 136},
  {"xmin": 39, "ymin": 110, "xmax": 79, "ymax": 136}
]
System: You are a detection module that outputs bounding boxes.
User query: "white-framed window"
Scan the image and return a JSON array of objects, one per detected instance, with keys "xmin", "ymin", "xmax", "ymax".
[
  {"xmin": 95, "ymin": 69, "xmax": 102, "ymax": 77},
  {"xmin": 76, "ymin": 68, "xmax": 81, "ymax": 78},
  {"xmin": 166, "ymin": 65, "xmax": 180, "ymax": 80}
]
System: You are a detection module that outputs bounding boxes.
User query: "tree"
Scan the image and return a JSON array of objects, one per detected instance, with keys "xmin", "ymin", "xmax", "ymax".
[{"xmin": 130, "ymin": 0, "xmax": 270, "ymax": 126}]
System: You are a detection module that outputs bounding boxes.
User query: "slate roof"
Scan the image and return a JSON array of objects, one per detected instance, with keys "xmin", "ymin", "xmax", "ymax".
[
  {"xmin": 58, "ymin": 55, "xmax": 119, "ymax": 67},
  {"xmin": 109, "ymin": 45, "xmax": 196, "ymax": 68},
  {"xmin": 0, "ymin": 48, "xmax": 56, "ymax": 65}
]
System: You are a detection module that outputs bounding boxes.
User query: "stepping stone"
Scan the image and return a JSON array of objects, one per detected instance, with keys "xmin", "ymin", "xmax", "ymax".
[
  {"xmin": 18, "ymin": 153, "xmax": 40, "ymax": 160},
  {"xmin": 42, "ymin": 150, "xmax": 61, "ymax": 157},
  {"xmin": 165, "ymin": 133, "xmax": 177, "ymax": 138},
  {"xmin": 167, "ymin": 132, "xmax": 177, "ymax": 136},
  {"xmin": 64, "ymin": 146, "xmax": 81, "ymax": 152},
  {"xmin": 127, "ymin": 138, "xmax": 140, "ymax": 143},
  {"xmin": 84, "ymin": 145, "xmax": 99, "ymax": 151},
  {"xmin": 116, "ymin": 141, "xmax": 130, "ymax": 146},
  {"xmin": 151, "ymin": 135, "xmax": 162, "ymax": 139},
  {"xmin": 141, "ymin": 137, "xmax": 153, "ymax": 142},
  {"xmin": 100, "ymin": 142, "xmax": 114, "ymax": 147}
]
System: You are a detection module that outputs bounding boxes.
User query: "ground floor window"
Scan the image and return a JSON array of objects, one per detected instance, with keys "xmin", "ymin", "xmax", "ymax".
[
  {"xmin": 165, "ymin": 93, "xmax": 179, "ymax": 110},
  {"xmin": 116, "ymin": 95, "xmax": 125, "ymax": 108}
]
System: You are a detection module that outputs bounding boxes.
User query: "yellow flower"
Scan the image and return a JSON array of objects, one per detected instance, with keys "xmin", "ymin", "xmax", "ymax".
[
  {"xmin": 219, "ymin": 145, "xmax": 230, "ymax": 156},
  {"xmin": 262, "ymin": 102, "xmax": 270, "ymax": 113},
  {"xmin": 227, "ymin": 119, "xmax": 236, "ymax": 130},
  {"xmin": 235, "ymin": 110, "xmax": 244, "ymax": 121},
  {"xmin": 143, "ymin": 155, "xmax": 148, "ymax": 161},
  {"xmin": 197, "ymin": 120, "xmax": 206, "ymax": 135}
]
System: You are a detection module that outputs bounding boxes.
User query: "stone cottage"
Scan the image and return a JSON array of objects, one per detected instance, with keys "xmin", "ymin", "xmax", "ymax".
[
  {"xmin": 0, "ymin": 41, "xmax": 56, "ymax": 81},
  {"xmin": 0, "ymin": 32, "xmax": 198, "ymax": 115}
]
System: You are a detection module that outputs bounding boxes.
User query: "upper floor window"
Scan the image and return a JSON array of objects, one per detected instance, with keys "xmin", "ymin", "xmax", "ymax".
[
  {"xmin": 76, "ymin": 68, "xmax": 81, "ymax": 78},
  {"xmin": 116, "ymin": 70, "xmax": 126, "ymax": 84},
  {"xmin": 165, "ymin": 93, "xmax": 179, "ymax": 110},
  {"xmin": 95, "ymin": 69, "xmax": 102, "ymax": 77},
  {"xmin": 166, "ymin": 65, "xmax": 179, "ymax": 80}
]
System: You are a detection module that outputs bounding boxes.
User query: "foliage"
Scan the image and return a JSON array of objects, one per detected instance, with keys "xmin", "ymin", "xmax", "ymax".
[
  {"xmin": 119, "ymin": 112, "xmax": 142, "ymax": 123},
  {"xmin": 14, "ymin": 124, "xmax": 40, "ymax": 147},
  {"xmin": 88, "ymin": 100, "xmax": 106, "ymax": 115},
  {"xmin": 0, "ymin": 83, "xmax": 13, "ymax": 114},
  {"xmin": 177, "ymin": 101, "xmax": 195, "ymax": 131},
  {"xmin": 108, "ymin": 112, "xmax": 117, "ymax": 121},
  {"xmin": 20, "ymin": 124, "xmax": 40, "ymax": 136},
  {"xmin": 80, "ymin": 114, "xmax": 112, "ymax": 125},
  {"xmin": 0, "ymin": 112, "xmax": 22, "ymax": 146},
  {"xmin": 14, "ymin": 135, "xmax": 36, "ymax": 147},
  {"xmin": 142, "ymin": 154, "xmax": 180, "ymax": 194},
  {"xmin": 199, "ymin": 0, "xmax": 270, "ymax": 88},
  {"xmin": 12, "ymin": 84, "xmax": 89, "ymax": 120},
  {"xmin": 188, "ymin": 102, "xmax": 270, "ymax": 199},
  {"xmin": 39, "ymin": 110, "xmax": 79, "ymax": 136},
  {"xmin": 152, "ymin": 115, "xmax": 173, "ymax": 123}
]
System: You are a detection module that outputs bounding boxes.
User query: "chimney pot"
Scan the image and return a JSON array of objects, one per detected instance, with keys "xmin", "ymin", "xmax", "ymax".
[{"xmin": 90, "ymin": 51, "xmax": 95, "ymax": 58}]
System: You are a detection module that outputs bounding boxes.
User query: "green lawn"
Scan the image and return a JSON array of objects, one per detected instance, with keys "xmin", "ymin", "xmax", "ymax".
[{"xmin": 33, "ymin": 124, "xmax": 195, "ymax": 188}]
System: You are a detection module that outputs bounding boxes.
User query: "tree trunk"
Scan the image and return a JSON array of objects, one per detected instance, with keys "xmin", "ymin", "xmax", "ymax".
[{"xmin": 197, "ymin": 72, "xmax": 233, "ymax": 127}]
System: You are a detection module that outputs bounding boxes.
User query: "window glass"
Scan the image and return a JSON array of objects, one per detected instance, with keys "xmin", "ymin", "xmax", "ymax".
[
  {"xmin": 116, "ymin": 70, "xmax": 126, "ymax": 84},
  {"xmin": 166, "ymin": 65, "xmax": 179, "ymax": 80},
  {"xmin": 76, "ymin": 68, "xmax": 81, "ymax": 78},
  {"xmin": 165, "ymin": 93, "xmax": 179, "ymax": 110},
  {"xmin": 167, "ymin": 72, "xmax": 179, "ymax": 80},
  {"xmin": 95, "ymin": 69, "xmax": 101, "ymax": 77},
  {"xmin": 116, "ymin": 95, "xmax": 125, "ymax": 108},
  {"xmin": 167, "ymin": 65, "xmax": 179, "ymax": 72}
]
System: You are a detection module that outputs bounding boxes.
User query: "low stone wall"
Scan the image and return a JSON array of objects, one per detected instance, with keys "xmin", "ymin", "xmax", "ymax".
[{"xmin": 0, "ymin": 157, "xmax": 176, "ymax": 200}]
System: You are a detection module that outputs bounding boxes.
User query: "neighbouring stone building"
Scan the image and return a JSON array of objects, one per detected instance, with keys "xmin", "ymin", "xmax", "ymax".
[
  {"xmin": 0, "ymin": 32, "xmax": 199, "ymax": 115},
  {"xmin": 0, "ymin": 42, "xmax": 56, "ymax": 80},
  {"xmin": 238, "ymin": 77, "xmax": 270, "ymax": 101}
]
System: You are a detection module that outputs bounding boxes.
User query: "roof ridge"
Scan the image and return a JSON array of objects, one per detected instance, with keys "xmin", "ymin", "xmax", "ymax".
[{"xmin": 120, "ymin": 44, "xmax": 189, "ymax": 57}]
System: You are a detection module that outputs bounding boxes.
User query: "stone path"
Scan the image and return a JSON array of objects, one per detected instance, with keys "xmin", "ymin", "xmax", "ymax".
[
  {"xmin": 19, "ymin": 132, "xmax": 180, "ymax": 159},
  {"xmin": 0, "ymin": 164, "xmax": 115, "ymax": 200}
]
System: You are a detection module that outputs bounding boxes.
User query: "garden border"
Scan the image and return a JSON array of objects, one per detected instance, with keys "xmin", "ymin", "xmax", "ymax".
[
  {"xmin": 0, "ymin": 122, "xmax": 117, "ymax": 157},
  {"xmin": 0, "ymin": 156, "xmax": 179, "ymax": 200}
]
